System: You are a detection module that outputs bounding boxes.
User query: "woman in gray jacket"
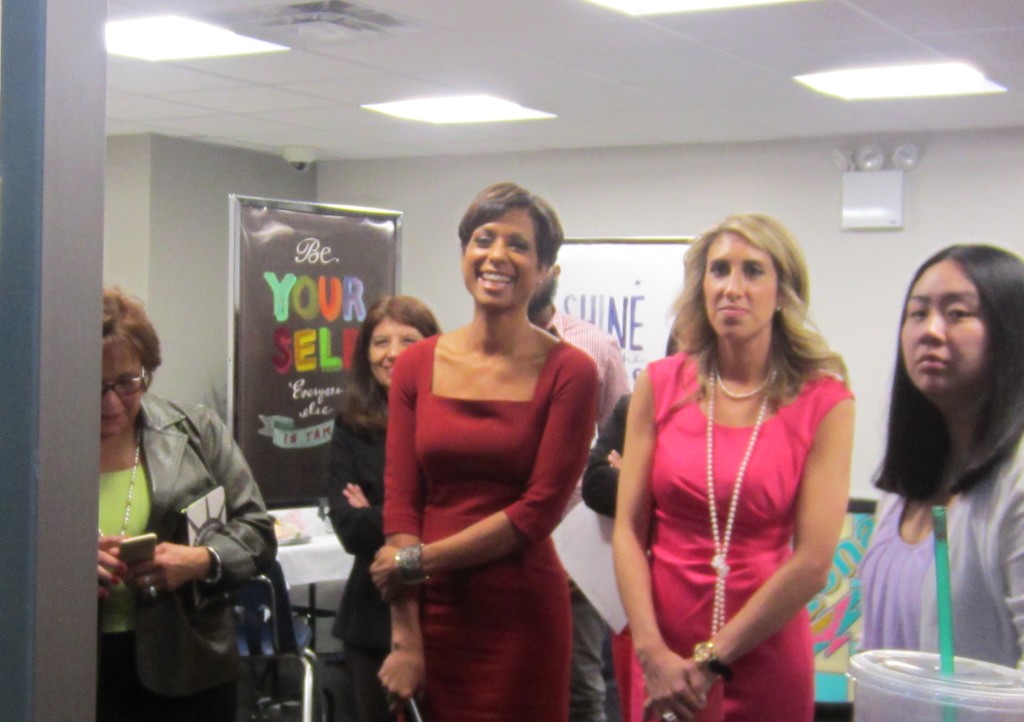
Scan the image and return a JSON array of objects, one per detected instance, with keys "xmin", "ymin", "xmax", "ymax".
[
  {"xmin": 860, "ymin": 245, "xmax": 1024, "ymax": 669},
  {"xmin": 96, "ymin": 286, "xmax": 276, "ymax": 721}
]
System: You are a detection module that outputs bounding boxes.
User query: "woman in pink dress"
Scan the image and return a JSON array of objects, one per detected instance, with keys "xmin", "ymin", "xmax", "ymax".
[
  {"xmin": 613, "ymin": 214, "xmax": 855, "ymax": 722},
  {"xmin": 369, "ymin": 182, "xmax": 598, "ymax": 721}
]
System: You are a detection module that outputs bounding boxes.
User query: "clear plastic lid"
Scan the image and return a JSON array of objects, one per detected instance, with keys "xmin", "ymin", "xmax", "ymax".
[{"xmin": 849, "ymin": 651, "xmax": 1024, "ymax": 708}]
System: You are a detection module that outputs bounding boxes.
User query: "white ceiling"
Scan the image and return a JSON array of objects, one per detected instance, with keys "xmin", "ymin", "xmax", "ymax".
[{"xmin": 106, "ymin": 0, "xmax": 1024, "ymax": 160}]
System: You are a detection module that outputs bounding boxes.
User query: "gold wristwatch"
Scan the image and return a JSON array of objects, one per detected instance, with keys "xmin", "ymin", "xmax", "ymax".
[{"xmin": 693, "ymin": 641, "xmax": 733, "ymax": 681}]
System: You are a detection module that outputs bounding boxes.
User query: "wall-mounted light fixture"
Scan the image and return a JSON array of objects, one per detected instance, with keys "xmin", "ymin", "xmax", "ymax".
[{"xmin": 837, "ymin": 143, "xmax": 922, "ymax": 231}]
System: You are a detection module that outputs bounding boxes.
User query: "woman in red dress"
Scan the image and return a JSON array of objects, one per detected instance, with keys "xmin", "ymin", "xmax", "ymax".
[
  {"xmin": 613, "ymin": 214, "xmax": 855, "ymax": 722},
  {"xmin": 371, "ymin": 182, "xmax": 599, "ymax": 721}
]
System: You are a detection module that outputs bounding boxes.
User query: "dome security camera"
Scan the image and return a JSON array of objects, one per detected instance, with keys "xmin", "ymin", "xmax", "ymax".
[{"xmin": 282, "ymin": 146, "xmax": 316, "ymax": 172}]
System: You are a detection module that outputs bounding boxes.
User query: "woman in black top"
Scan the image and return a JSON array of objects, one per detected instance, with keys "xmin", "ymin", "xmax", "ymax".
[{"xmin": 328, "ymin": 295, "xmax": 439, "ymax": 722}]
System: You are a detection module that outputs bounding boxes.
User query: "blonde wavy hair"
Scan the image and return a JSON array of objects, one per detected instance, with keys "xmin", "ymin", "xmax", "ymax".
[{"xmin": 670, "ymin": 213, "xmax": 847, "ymax": 405}]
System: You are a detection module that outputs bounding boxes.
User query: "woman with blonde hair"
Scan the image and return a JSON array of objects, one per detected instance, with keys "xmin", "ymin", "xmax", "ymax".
[{"xmin": 614, "ymin": 214, "xmax": 854, "ymax": 721}]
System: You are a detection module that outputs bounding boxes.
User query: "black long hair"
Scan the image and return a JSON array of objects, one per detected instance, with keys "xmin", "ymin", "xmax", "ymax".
[
  {"xmin": 876, "ymin": 245, "xmax": 1024, "ymax": 500},
  {"xmin": 339, "ymin": 295, "xmax": 440, "ymax": 437}
]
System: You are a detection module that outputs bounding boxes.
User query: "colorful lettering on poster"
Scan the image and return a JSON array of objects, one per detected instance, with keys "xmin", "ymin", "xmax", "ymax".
[
  {"xmin": 263, "ymin": 269, "xmax": 366, "ymax": 375},
  {"xmin": 271, "ymin": 324, "xmax": 359, "ymax": 375},
  {"xmin": 263, "ymin": 272, "xmax": 366, "ymax": 323},
  {"xmin": 563, "ymin": 294, "xmax": 645, "ymax": 351},
  {"xmin": 810, "ymin": 513, "xmax": 875, "ymax": 663}
]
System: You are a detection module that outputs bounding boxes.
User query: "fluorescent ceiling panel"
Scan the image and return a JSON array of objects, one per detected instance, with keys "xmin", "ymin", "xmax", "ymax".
[
  {"xmin": 795, "ymin": 62, "xmax": 1006, "ymax": 100},
  {"xmin": 582, "ymin": 0, "xmax": 816, "ymax": 15},
  {"xmin": 362, "ymin": 95, "xmax": 556, "ymax": 124},
  {"xmin": 106, "ymin": 16, "xmax": 289, "ymax": 61}
]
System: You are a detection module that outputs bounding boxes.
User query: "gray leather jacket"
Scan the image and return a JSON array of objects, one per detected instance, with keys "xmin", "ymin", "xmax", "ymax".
[{"xmin": 127, "ymin": 394, "xmax": 276, "ymax": 696}]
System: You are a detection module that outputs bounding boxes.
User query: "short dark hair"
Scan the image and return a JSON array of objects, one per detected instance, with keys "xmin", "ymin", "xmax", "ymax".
[
  {"xmin": 458, "ymin": 182, "xmax": 563, "ymax": 268},
  {"xmin": 877, "ymin": 244, "xmax": 1024, "ymax": 499},
  {"xmin": 102, "ymin": 286, "xmax": 162, "ymax": 379},
  {"xmin": 339, "ymin": 295, "xmax": 440, "ymax": 436}
]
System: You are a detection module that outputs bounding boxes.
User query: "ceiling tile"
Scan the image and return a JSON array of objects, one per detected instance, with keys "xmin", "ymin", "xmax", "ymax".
[
  {"xmin": 108, "ymin": 60, "xmax": 246, "ymax": 94},
  {"xmin": 106, "ymin": 93, "xmax": 217, "ymax": 120},
  {"xmin": 158, "ymin": 85, "xmax": 333, "ymax": 113},
  {"xmin": 847, "ymin": 0, "xmax": 1024, "ymax": 35},
  {"xmin": 104, "ymin": 0, "xmax": 1024, "ymax": 159}
]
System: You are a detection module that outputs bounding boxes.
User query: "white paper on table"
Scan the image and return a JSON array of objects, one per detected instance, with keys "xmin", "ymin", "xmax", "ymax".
[{"xmin": 553, "ymin": 502, "xmax": 627, "ymax": 633}]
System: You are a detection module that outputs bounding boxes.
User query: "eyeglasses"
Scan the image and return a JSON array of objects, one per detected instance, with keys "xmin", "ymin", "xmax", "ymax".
[{"xmin": 101, "ymin": 372, "xmax": 146, "ymax": 398}]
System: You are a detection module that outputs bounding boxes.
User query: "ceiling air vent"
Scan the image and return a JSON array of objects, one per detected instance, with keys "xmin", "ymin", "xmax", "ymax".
[{"xmin": 209, "ymin": 1, "xmax": 421, "ymax": 47}]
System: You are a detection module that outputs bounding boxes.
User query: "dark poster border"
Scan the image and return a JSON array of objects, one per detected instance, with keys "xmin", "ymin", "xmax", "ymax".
[{"xmin": 229, "ymin": 196, "xmax": 400, "ymax": 506}]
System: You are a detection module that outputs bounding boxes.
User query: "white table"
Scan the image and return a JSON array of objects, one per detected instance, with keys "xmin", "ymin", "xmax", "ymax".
[
  {"xmin": 277, "ymin": 533, "xmax": 354, "ymax": 588},
  {"xmin": 273, "ymin": 508, "xmax": 356, "ymax": 651}
]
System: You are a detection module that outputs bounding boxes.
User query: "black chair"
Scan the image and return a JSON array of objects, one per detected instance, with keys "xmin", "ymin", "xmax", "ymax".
[{"xmin": 233, "ymin": 560, "xmax": 319, "ymax": 722}]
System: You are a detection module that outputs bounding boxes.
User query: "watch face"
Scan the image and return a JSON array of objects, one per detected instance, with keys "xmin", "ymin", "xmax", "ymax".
[{"xmin": 693, "ymin": 642, "xmax": 714, "ymax": 664}]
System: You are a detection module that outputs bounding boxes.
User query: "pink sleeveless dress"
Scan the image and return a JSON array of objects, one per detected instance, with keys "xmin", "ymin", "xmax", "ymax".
[{"xmin": 632, "ymin": 354, "xmax": 852, "ymax": 722}]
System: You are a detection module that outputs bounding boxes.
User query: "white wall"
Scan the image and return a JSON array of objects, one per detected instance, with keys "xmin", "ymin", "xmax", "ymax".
[
  {"xmin": 315, "ymin": 128, "xmax": 1024, "ymax": 499},
  {"xmin": 104, "ymin": 134, "xmax": 152, "ymax": 301},
  {"xmin": 104, "ymin": 134, "xmax": 317, "ymax": 414}
]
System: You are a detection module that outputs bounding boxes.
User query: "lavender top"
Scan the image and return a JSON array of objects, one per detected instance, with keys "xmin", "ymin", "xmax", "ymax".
[{"xmin": 859, "ymin": 498, "xmax": 933, "ymax": 651}]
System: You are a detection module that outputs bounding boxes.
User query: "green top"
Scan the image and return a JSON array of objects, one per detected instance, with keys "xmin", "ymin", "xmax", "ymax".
[{"xmin": 99, "ymin": 464, "xmax": 152, "ymax": 633}]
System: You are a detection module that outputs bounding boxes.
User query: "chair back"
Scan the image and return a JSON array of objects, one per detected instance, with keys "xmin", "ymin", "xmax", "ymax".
[
  {"xmin": 264, "ymin": 558, "xmax": 308, "ymax": 653},
  {"xmin": 233, "ymin": 574, "xmax": 276, "ymax": 656},
  {"xmin": 233, "ymin": 559, "xmax": 311, "ymax": 656}
]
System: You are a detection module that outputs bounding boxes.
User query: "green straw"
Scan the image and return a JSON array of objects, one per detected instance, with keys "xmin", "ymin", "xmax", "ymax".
[
  {"xmin": 933, "ymin": 506, "xmax": 958, "ymax": 722},
  {"xmin": 932, "ymin": 506, "xmax": 955, "ymax": 675}
]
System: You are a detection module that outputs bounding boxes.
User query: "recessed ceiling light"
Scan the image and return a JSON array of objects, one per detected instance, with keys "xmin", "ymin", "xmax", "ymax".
[
  {"xmin": 106, "ymin": 16, "xmax": 289, "ymax": 61},
  {"xmin": 794, "ymin": 62, "xmax": 1006, "ymax": 100},
  {"xmin": 361, "ymin": 95, "xmax": 556, "ymax": 124},
  {"xmin": 582, "ymin": 0, "xmax": 816, "ymax": 15}
]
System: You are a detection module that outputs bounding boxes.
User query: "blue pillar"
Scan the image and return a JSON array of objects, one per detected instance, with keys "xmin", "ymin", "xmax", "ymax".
[{"xmin": 0, "ymin": 0, "xmax": 106, "ymax": 718}]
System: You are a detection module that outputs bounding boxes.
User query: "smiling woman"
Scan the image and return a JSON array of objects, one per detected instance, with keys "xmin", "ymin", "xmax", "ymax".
[
  {"xmin": 371, "ymin": 183, "xmax": 599, "ymax": 722},
  {"xmin": 327, "ymin": 294, "xmax": 440, "ymax": 722}
]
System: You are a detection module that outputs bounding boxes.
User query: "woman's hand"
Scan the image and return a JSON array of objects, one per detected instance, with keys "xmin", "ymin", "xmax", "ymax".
[
  {"xmin": 378, "ymin": 646, "xmax": 425, "ymax": 713},
  {"xmin": 371, "ymin": 545, "xmax": 402, "ymax": 601},
  {"xmin": 97, "ymin": 536, "xmax": 126, "ymax": 599},
  {"xmin": 343, "ymin": 483, "xmax": 370, "ymax": 509},
  {"xmin": 124, "ymin": 542, "xmax": 210, "ymax": 595},
  {"xmin": 639, "ymin": 646, "xmax": 715, "ymax": 722},
  {"xmin": 607, "ymin": 449, "xmax": 623, "ymax": 470}
]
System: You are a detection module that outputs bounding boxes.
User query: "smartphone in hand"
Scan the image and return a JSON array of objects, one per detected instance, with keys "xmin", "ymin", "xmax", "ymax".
[{"xmin": 119, "ymin": 532, "xmax": 158, "ymax": 564}]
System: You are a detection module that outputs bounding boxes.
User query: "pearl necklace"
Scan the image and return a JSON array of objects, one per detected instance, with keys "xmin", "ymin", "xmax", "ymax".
[
  {"xmin": 706, "ymin": 371, "xmax": 768, "ymax": 635},
  {"xmin": 716, "ymin": 366, "xmax": 774, "ymax": 400},
  {"xmin": 99, "ymin": 432, "xmax": 141, "ymax": 537}
]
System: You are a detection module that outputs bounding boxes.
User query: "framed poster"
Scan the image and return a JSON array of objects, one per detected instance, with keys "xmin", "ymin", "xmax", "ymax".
[
  {"xmin": 556, "ymin": 238, "xmax": 691, "ymax": 385},
  {"xmin": 229, "ymin": 196, "xmax": 400, "ymax": 505}
]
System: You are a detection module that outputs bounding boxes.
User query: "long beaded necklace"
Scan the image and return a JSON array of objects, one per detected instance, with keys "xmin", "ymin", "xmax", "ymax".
[
  {"xmin": 706, "ymin": 369, "xmax": 769, "ymax": 635},
  {"xmin": 99, "ymin": 432, "xmax": 141, "ymax": 537}
]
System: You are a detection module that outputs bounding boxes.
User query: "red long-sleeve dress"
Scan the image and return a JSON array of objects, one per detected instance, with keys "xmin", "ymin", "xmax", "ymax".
[{"xmin": 383, "ymin": 336, "xmax": 599, "ymax": 722}]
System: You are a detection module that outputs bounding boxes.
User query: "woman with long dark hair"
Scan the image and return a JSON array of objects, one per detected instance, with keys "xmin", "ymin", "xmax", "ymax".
[
  {"xmin": 327, "ymin": 295, "xmax": 440, "ymax": 722},
  {"xmin": 860, "ymin": 244, "xmax": 1024, "ymax": 668}
]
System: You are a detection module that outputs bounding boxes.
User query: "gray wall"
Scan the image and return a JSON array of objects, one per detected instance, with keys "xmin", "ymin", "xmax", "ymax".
[
  {"xmin": 105, "ymin": 128, "xmax": 1024, "ymax": 499},
  {"xmin": 105, "ymin": 134, "xmax": 317, "ymax": 415},
  {"xmin": 314, "ymin": 128, "xmax": 1024, "ymax": 499}
]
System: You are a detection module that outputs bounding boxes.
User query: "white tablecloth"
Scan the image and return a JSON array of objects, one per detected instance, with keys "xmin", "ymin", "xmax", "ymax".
[{"xmin": 276, "ymin": 533, "xmax": 354, "ymax": 588}]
